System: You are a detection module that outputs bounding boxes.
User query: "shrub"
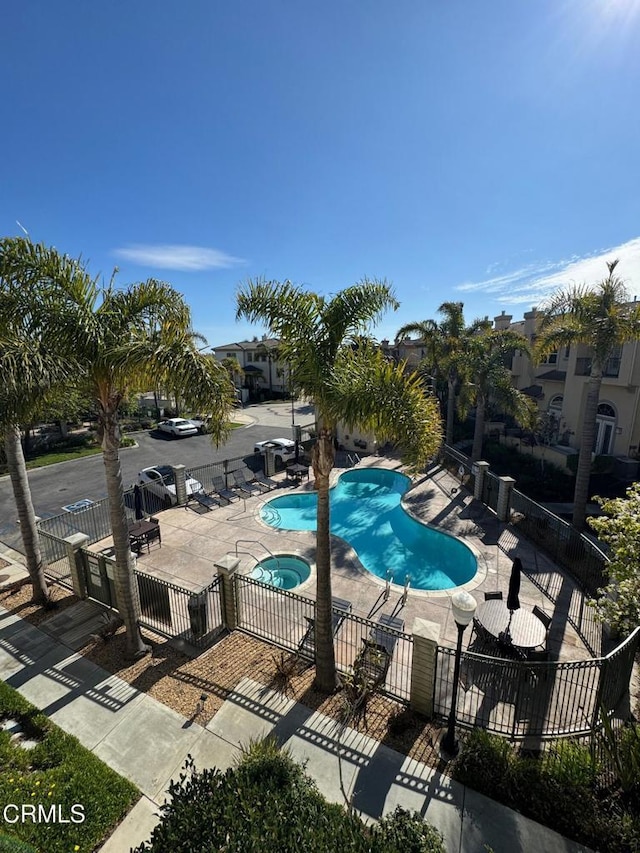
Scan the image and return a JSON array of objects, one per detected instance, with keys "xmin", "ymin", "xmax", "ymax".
[
  {"xmin": 452, "ymin": 729, "xmax": 640, "ymax": 853},
  {"xmin": 134, "ymin": 742, "xmax": 445, "ymax": 853}
]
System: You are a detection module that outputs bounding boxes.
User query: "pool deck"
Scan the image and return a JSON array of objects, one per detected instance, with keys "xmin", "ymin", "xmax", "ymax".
[{"xmin": 92, "ymin": 456, "xmax": 605, "ymax": 661}]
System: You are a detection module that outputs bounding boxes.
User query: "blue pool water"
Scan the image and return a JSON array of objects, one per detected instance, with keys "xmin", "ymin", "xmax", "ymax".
[
  {"xmin": 260, "ymin": 468, "xmax": 477, "ymax": 590},
  {"xmin": 249, "ymin": 555, "xmax": 311, "ymax": 590}
]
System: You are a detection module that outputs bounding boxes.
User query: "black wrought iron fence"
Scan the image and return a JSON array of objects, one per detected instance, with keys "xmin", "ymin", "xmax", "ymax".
[
  {"xmin": 234, "ymin": 575, "xmax": 412, "ymax": 703},
  {"xmin": 37, "ymin": 498, "xmax": 114, "ymax": 545},
  {"xmin": 434, "ymin": 628, "xmax": 640, "ymax": 740},
  {"xmin": 135, "ymin": 570, "xmax": 224, "ymax": 650},
  {"xmin": 482, "ymin": 470, "xmax": 500, "ymax": 512},
  {"xmin": 36, "ymin": 477, "xmax": 179, "ymax": 545},
  {"xmin": 435, "ymin": 645, "xmax": 604, "ymax": 739},
  {"xmin": 40, "ymin": 530, "xmax": 73, "ymax": 588},
  {"xmin": 189, "ymin": 452, "xmax": 270, "ymax": 491},
  {"xmin": 235, "ymin": 574, "xmax": 314, "ymax": 651},
  {"xmin": 509, "ymin": 489, "xmax": 606, "ymax": 596},
  {"xmin": 440, "ymin": 445, "xmax": 476, "ymax": 493},
  {"xmin": 333, "ymin": 609, "xmax": 413, "ymax": 703}
]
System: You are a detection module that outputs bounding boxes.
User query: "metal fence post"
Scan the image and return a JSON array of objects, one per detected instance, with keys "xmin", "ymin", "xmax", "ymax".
[
  {"xmin": 63, "ymin": 533, "xmax": 90, "ymax": 599},
  {"xmin": 473, "ymin": 461, "xmax": 490, "ymax": 501},
  {"xmin": 172, "ymin": 464, "xmax": 188, "ymax": 506},
  {"xmin": 497, "ymin": 475, "xmax": 516, "ymax": 522},
  {"xmin": 410, "ymin": 617, "xmax": 440, "ymax": 717},
  {"xmin": 215, "ymin": 554, "xmax": 240, "ymax": 630}
]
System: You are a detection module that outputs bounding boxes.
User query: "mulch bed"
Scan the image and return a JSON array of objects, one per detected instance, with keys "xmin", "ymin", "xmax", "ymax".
[{"xmin": 1, "ymin": 578, "xmax": 447, "ymax": 772}]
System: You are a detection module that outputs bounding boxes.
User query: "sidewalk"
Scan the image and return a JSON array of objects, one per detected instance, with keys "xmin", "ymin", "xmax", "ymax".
[{"xmin": 0, "ymin": 606, "xmax": 594, "ymax": 853}]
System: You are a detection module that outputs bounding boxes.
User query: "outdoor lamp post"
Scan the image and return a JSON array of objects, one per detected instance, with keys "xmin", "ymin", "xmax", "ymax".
[{"xmin": 441, "ymin": 590, "xmax": 477, "ymax": 758}]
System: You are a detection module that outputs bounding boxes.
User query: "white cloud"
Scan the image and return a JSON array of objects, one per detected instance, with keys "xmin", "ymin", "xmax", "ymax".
[
  {"xmin": 456, "ymin": 237, "xmax": 640, "ymax": 309},
  {"xmin": 114, "ymin": 244, "xmax": 245, "ymax": 271}
]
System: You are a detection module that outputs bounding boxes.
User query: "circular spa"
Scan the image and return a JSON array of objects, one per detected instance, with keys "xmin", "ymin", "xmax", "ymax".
[
  {"xmin": 248, "ymin": 555, "xmax": 311, "ymax": 590},
  {"xmin": 260, "ymin": 467, "xmax": 477, "ymax": 591}
]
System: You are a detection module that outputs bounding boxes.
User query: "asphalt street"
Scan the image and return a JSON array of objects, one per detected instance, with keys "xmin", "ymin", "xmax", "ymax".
[{"xmin": 0, "ymin": 401, "xmax": 315, "ymax": 554}]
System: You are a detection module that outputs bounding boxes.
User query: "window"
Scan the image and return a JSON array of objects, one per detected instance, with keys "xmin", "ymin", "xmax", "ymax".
[
  {"xmin": 548, "ymin": 395, "xmax": 563, "ymax": 412},
  {"xmin": 225, "ymin": 352, "xmax": 235, "ymax": 358},
  {"xmin": 593, "ymin": 403, "xmax": 617, "ymax": 455},
  {"xmin": 564, "ymin": 346, "xmax": 570, "ymax": 358},
  {"xmin": 246, "ymin": 352, "xmax": 253, "ymax": 362},
  {"xmin": 542, "ymin": 350, "xmax": 558, "ymax": 365},
  {"xmin": 603, "ymin": 345, "xmax": 622, "ymax": 378},
  {"xmin": 575, "ymin": 357, "xmax": 592, "ymax": 376}
]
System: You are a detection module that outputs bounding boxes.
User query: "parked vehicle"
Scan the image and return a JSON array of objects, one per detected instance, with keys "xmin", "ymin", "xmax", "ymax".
[
  {"xmin": 137, "ymin": 465, "xmax": 203, "ymax": 505},
  {"xmin": 253, "ymin": 438, "xmax": 296, "ymax": 464},
  {"xmin": 187, "ymin": 414, "xmax": 211, "ymax": 434},
  {"xmin": 156, "ymin": 418, "xmax": 199, "ymax": 438}
]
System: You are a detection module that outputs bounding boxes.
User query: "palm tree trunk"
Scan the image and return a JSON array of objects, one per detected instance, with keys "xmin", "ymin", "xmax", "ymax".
[
  {"xmin": 572, "ymin": 371, "xmax": 602, "ymax": 530},
  {"xmin": 446, "ymin": 373, "xmax": 456, "ymax": 445},
  {"xmin": 312, "ymin": 425, "xmax": 338, "ymax": 692},
  {"xmin": 4, "ymin": 424, "xmax": 49, "ymax": 603},
  {"xmin": 471, "ymin": 394, "xmax": 486, "ymax": 462},
  {"xmin": 100, "ymin": 405, "xmax": 151, "ymax": 658}
]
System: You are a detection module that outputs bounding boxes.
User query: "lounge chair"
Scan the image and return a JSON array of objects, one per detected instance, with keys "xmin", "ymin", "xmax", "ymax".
[
  {"xmin": 351, "ymin": 613, "xmax": 405, "ymax": 692},
  {"xmin": 189, "ymin": 491, "xmax": 222, "ymax": 512},
  {"xmin": 298, "ymin": 597, "xmax": 352, "ymax": 660},
  {"xmin": 232, "ymin": 469, "xmax": 262, "ymax": 496},
  {"xmin": 369, "ymin": 613, "xmax": 404, "ymax": 653},
  {"xmin": 255, "ymin": 470, "xmax": 279, "ymax": 491},
  {"xmin": 212, "ymin": 475, "xmax": 239, "ymax": 503}
]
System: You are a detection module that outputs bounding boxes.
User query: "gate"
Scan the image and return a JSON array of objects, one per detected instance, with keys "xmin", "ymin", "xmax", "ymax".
[
  {"xmin": 83, "ymin": 552, "xmax": 116, "ymax": 608},
  {"xmin": 134, "ymin": 570, "xmax": 224, "ymax": 650}
]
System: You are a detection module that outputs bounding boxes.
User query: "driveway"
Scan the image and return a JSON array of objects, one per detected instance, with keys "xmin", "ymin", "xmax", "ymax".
[{"xmin": 0, "ymin": 401, "xmax": 315, "ymax": 554}]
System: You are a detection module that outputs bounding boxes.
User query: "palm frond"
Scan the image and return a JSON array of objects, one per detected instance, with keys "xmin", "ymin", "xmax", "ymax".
[{"xmin": 326, "ymin": 345, "xmax": 442, "ymax": 470}]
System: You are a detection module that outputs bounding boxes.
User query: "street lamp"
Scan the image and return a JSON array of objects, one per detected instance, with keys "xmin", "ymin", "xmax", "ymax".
[{"xmin": 440, "ymin": 590, "xmax": 477, "ymax": 758}]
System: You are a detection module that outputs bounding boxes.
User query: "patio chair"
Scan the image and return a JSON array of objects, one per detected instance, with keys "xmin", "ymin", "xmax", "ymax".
[
  {"xmin": 232, "ymin": 469, "xmax": 262, "ymax": 496},
  {"xmin": 532, "ymin": 605, "xmax": 552, "ymax": 650},
  {"xmin": 351, "ymin": 614, "xmax": 404, "ymax": 697},
  {"xmin": 369, "ymin": 613, "xmax": 405, "ymax": 653},
  {"xmin": 212, "ymin": 475, "xmax": 239, "ymax": 504},
  {"xmin": 254, "ymin": 469, "xmax": 279, "ymax": 491},
  {"xmin": 484, "ymin": 591, "xmax": 503, "ymax": 600},
  {"xmin": 189, "ymin": 491, "xmax": 222, "ymax": 512},
  {"xmin": 297, "ymin": 597, "xmax": 352, "ymax": 660}
]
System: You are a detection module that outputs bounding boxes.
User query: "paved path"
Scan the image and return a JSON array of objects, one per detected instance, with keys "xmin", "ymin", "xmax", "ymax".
[{"xmin": 0, "ymin": 605, "xmax": 594, "ymax": 853}]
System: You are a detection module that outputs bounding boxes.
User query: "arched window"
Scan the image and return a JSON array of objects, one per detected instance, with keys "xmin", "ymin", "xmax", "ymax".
[
  {"xmin": 548, "ymin": 395, "xmax": 563, "ymax": 413},
  {"xmin": 594, "ymin": 402, "xmax": 617, "ymax": 455}
]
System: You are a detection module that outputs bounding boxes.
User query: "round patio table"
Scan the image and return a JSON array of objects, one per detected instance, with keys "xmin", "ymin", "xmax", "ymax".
[{"xmin": 475, "ymin": 600, "xmax": 546, "ymax": 650}]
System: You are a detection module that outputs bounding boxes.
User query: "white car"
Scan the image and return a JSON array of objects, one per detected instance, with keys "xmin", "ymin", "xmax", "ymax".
[
  {"xmin": 157, "ymin": 418, "xmax": 199, "ymax": 438},
  {"xmin": 137, "ymin": 465, "xmax": 203, "ymax": 505},
  {"xmin": 253, "ymin": 438, "xmax": 297, "ymax": 464}
]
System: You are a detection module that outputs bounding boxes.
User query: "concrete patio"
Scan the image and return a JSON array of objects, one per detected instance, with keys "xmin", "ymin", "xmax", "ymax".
[{"xmin": 92, "ymin": 456, "xmax": 602, "ymax": 662}]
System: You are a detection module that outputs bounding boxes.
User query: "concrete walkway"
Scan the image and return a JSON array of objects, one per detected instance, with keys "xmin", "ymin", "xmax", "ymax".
[{"xmin": 0, "ymin": 605, "xmax": 595, "ymax": 853}]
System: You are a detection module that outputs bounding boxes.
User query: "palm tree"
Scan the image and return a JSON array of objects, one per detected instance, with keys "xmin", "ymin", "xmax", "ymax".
[
  {"xmin": 237, "ymin": 278, "xmax": 442, "ymax": 691},
  {"xmin": 396, "ymin": 303, "xmax": 491, "ymax": 445},
  {"xmin": 460, "ymin": 329, "xmax": 536, "ymax": 462},
  {"xmin": 47, "ymin": 267, "xmax": 237, "ymax": 657},
  {"xmin": 536, "ymin": 260, "xmax": 640, "ymax": 529},
  {"xmin": 0, "ymin": 238, "xmax": 82, "ymax": 603}
]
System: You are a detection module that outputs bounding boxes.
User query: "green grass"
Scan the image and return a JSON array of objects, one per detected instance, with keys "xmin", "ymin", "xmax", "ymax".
[
  {"xmin": 7, "ymin": 438, "xmax": 136, "ymax": 472},
  {"xmin": 0, "ymin": 681, "xmax": 139, "ymax": 853}
]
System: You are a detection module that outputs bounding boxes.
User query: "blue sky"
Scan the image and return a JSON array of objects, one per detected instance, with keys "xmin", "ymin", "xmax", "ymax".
[{"xmin": 3, "ymin": 1, "xmax": 640, "ymax": 346}]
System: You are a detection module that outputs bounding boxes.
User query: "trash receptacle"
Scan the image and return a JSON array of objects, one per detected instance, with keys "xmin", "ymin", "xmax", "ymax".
[{"xmin": 188, "ymin": 594, "xmax": 207, "ymax": 638}]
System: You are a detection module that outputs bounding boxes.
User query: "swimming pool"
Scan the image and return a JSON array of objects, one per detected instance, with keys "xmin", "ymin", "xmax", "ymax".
[
  {"xmin": 249, "ymin": 555, "xmax": 311, "ymax": 590},
  {"xmin": 260, "ymin": 467, "xmax": 477, "ymax": 591}
]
